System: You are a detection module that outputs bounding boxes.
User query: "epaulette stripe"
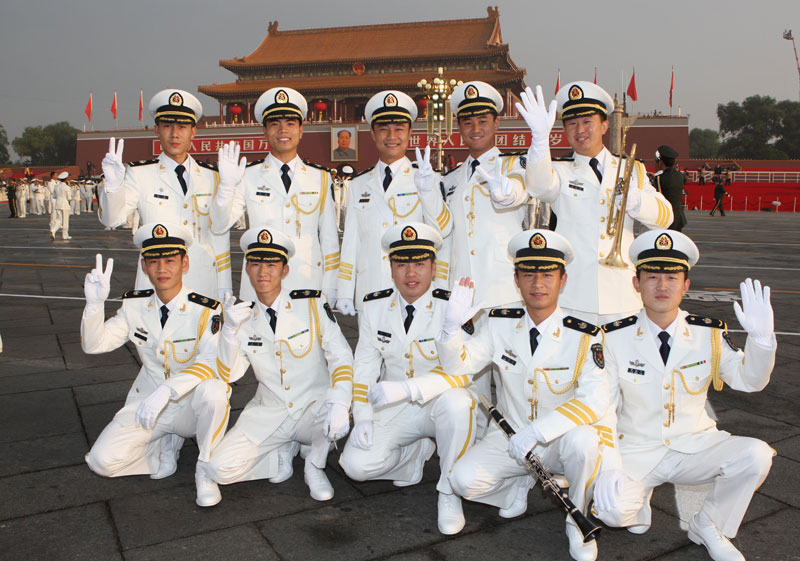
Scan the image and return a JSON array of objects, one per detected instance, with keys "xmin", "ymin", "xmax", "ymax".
[
  {"xmin": 602, "ymin": 315, "xmax": 638, "ymax": 333},
  {"xmin": 187, "ymin": 292, "xmax": 220, "ymax": 310},
  {"xmin": 685, "ymin": 315, "xmax": 727, "ymax": 329},
  {"xmin": 289, "ymin": 289, "xmax": 321, "ymax": 299},
  {"xmin": 351, "ymin": 166, "xmax": 374, "ymax": 179},
  {"xmin": 488, "ymin": 308, "xmax": 525, "ymax": 318},
  {"xmin": 128, "ymin": 159, "xmax": 158, "ymax": 167},
  {"xmin": 122, "ymin": 289, "xmax": 153, "ymax": 299},
  {"xmin": 563, "ymin": 316, "xmax": 600, "ymax": 335},
  {"xmin": 246, "ymin": 158, "xmax": 265, "ymax": 168},
  {"xmin": 302, "ymin": 160, "xmax": 331, "ymax": 172},
  {"xmin": 501, "ymin": 151, "xmax": 527, "ymax": 156},
  {"xmin": 363, "ymin": 288, "xmax": 394, "ymax": 301},
  {"xmin": 432, "ymin": 289, "xmax": 451, "ymax": 300},
  {"xmin": 196, "ymin": 160, "xmax": 218, "ymax": 171}
]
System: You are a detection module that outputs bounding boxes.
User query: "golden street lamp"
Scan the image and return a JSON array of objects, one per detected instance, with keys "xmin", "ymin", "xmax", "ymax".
[{"xmin": 417, "ymin": 68, "xmax": 462, "ymax": 170}]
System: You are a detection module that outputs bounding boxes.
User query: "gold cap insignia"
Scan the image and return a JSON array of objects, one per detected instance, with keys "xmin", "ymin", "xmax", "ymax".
[
  {"xmin": 153, "ymin": 224, "xmax": 167, "ymax": 238},
  {"xmin": 465, "ymin": 85, "xmax": 478, "ymax": 99},
  {"xmin": 568, "ymin": 85, "xmax": 583, "ymax": 101},
  {"xmin": 275, "ymin": 90, "xmax": 289, "ymax": 104},
  {"xmin": 384, "ymin": 93, "xmax": 398, "ymax": 107},
  {"xmin": 655, "ymin": 233, "xmax": 673, "ymax": 250},
  {"xmin": 169, "ymin": 92, "xmax": 183, "ymax": 106},
  {"xmin": 257, "ymin": 229, "xmax": 272, "ymax": 244},
  {"xmin": 401, "ymin": 226, "xmax": 417, "ymax": 241},
  {"xmin": 530, "ymin": 233, "xmax": 547, "ymax": 249}
]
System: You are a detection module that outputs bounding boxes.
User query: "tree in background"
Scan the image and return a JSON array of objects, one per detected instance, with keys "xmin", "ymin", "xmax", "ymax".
[
  {"xmin": 717, "ymin": 96, "xmax": 800, "ymax": 159},
  {"xmin": 688, "ymin": 128, "xmax": 720, "ymax": 158},
  {"xmin": 12, "ymin": 121, "xmax": 78, "ymax": 165},
  {"xmin": 0, "ymin": 124, "xmax": 10, "ymax": 164}
]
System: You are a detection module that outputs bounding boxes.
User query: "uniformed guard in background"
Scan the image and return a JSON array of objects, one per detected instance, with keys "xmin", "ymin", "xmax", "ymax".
[
  {"xmin": 99, "ymin": 89, "xmax": 232, "ymax": 299},
  {"xmin": 653, "ymin": 145, "xmax": 687, "ymax": 231}
]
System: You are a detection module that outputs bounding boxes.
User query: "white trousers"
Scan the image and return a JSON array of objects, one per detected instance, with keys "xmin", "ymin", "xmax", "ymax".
[
  {"xmin": 85, "ymin": 379, "xmax": 230, "ymax": 477},
  {"xmin": 450, "ymin": 424, "xmax": 601, "ymax": 512},
  {"xmin": 593, "ymin": 436, "xmax": 773, "ymax": 538},
  {"xmin": 339, "ymin": 388, "xmax": 476, "ymax": 495},
  {"xmin": 50, "ymin": 210, "xmax": 69, "ymax": 239},
  {"xmin": 208, "ymin": 400, "xmax": 329, "ymax": 484},
  {"xmin": 15, "ymin": 195, "xmax": 26, "ymax": 217}
]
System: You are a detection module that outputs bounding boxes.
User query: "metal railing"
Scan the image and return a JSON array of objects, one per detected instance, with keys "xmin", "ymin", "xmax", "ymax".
[{"xmin": 686, "ymin": 170, "xmax": 800, "ymax": 183}]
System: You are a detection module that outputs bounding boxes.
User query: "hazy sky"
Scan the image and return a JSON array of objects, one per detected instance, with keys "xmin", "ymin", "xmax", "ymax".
[{"xmin": 1, "ymin": 0, "xmax": 798, "ymax": 151}]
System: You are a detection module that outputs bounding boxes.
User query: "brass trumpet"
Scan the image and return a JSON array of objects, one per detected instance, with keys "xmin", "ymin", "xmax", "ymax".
[{"xmin": 601, "ymin": 127, "xmax": 637, "ymax": 269}]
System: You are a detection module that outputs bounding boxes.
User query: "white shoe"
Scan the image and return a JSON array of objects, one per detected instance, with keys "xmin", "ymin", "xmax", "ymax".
[
  {"xmin": 195, "ymin": 461, "xmax": 221, "ymax": 507},
  {"xmin": 49, "ymin": 231, "xmax": 55, "ymax": 240},
  {"xmin": 150, "ymin": 434, "xmax": 183, "ymax": 480},
  {"xmin": 627, "ymin": 524, "xmax": 650, "ymax": 534},
  {"xmin": 269, "ymin": 441, "xmax": 299, "ymax": 484},
  {"xmin": 393, "ymin": 438, "xmax": 435, "ymax": 487},
  {"xmin": 437, "ymin": 493, "xmax": 465, "ymax": 535},
  {"xmin": 499, "ymin": 476, "xmax": 533, "ymax": 518},
  {"xmin": 688, "ymin": 513, "xmax": 745, "ymax": 561},
  {"xmin": 566, "ymin": 522, "xmax": 598, "ymax": 561},
  {"xmin": 304, "ymin": 464, "xmax": 334, "ymax": 501}
]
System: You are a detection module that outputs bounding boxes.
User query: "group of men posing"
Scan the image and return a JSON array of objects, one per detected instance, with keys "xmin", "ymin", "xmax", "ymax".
[
  {"xmin": 80, "ymin": 81, "xmax": 777, "ymax": 561},
  {"xmin": 4, "ymin": 174, "xmax": 95, "ymax": 218}
]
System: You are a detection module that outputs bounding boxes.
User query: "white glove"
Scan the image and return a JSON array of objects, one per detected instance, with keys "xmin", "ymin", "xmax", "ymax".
[
  {"xmin": 323, "ymin": 400, "xmax": 351, "ymax": 441},
  {"xmin": 84, "ymin": 253, "xmax": 113, "ymax": 316},
  {"xmin": 615, "ymin": 187, "xmax": 642, "ymax": 218},
  {"xmin": 414, "ymin": 146, "xmax": 435, "ymax": 194},
  {"xmin": 221, "ymin": 293, "xmax": 252, "ymax": 336},
  {"xmin": 216, "ymin": 142, "xmax": 246, "ymax": 207},
  {"xmin": 135, "ymin": 385, "xmax": 172, "ymax": 430},
  {"xmin": 733, "ymin": 278, "xmax": 774, "ymax": 346},
  {"xmin": 323, "ymin": 288, "xmax": 337, "ymax": 310},
  {"xmin": 508, "ymin": 423, "xmax": 543, "ymax": 464},
  {"xmin": 368, "ymin": 381, "xmax": 412, "ymax": 409},
  {"xmin": 336, "ymin": 298, "xmax": 356, "ymax": 316},
  {"xmin": 101, "ymin": 137, "xmax": 125, "ymax": 193},
  {"xmin": 515, "ymin": 86, "xmax": 558, "ymax": 163},
  {"xmin": 593, "ymin": 469, "xmax": 625, "ymax": 511},
  {"xmin": 474, "ymin": 166, "xmax": 514, "ymax": 206},
  {"xmin": 442, "ymin": 277, "xmax": 481, "ymax": 336},
  {"xmin": 350, "ymin": 420, "xmax": 373, "ymax": 450}
]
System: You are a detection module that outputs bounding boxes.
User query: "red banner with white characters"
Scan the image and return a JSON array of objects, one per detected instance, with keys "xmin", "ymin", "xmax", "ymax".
[{"xmin": 153, "ymin": 137, "xmax": 272, "ymax": 155}]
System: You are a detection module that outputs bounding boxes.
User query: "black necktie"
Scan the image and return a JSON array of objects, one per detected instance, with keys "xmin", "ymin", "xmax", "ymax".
[
  {"xmin": 280, "ymin": 164, "xmax": 291, "ymax": 193},
  {"xmin": 160, "ymin": 305, "xmax": 169, "ymax": 328},
  {"xmin": 529, "ymin": 327, "xmax": 540, "ymax": 356},
  {"xmin": 174, "ymin": 165, "xmax": 188, "ymax": 195},
  {"xmin": 383, "ymin": 166, "xmax": 392, "ymax": 191},
  {"xmin": 658, "ymin": 331, "xmax": 671, "ymax": 364},
  {"xmin": 267, "ymin": 307, "xmax": 277, "ymax": 333},
  {"xmin": 469, "ymin": 159, "xmax": 480, "ymax": 178},
  {"xmin": 589, "ymin": 158, "xmax": 603, "ymax": 183},
  {"xmin": 403, "ymin": 305, "xmax": 415, "ymax": 333}
]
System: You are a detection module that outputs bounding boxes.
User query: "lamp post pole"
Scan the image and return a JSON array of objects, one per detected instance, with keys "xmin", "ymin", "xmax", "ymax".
[{"xmin": 784, "ymin": 30, "xmax": 800, "ymax": 102}]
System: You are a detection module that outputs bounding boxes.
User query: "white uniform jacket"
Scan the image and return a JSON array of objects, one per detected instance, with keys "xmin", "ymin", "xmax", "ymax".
[
  {"xmin": 52, "ymin": 181, "xmax": 72, "ymax": 211},
  {"xmin": 352, "ymin": 287, "xmax": 475, "ymax": 424},
  {"xmin": 437, "ymin": 306, "xmax": 610, "ymax": 444},
  {"xmin": 337, "ymin": 157, "xmax": 452, "ymax": 307},
  {"xmin": 216, "ymin": 289, "xmax": 353, "ymax": 443},
  {"xmin": 210, "ymin": 156, "xmax": 340, "ymax": 293},
  {"xmin": 97, "ymin": 153, "xmax": 231, "ymax": 298},
  {"xmin": 601, "ymin": 309, "xmax": 776, "ymax": 480},
  {"xmin": 525, "ymin": 147, "xmax": 674, "ymax": 315},
  {"xmin": 81, "ymin": 286, "xmax": 222, "ymax": 425},
  {"xmin": 440, "ymin": 148, "xmax": 529, "ymax": 308}
]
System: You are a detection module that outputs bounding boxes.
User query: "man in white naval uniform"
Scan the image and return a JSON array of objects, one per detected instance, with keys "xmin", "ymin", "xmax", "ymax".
[
  {"xmin": 31, "ymin": 180, "xmax": 45, "ymax": 215},
  {"xmin": 81, "ymin": 179, "xmax": 95, "ymax": 213},
  {"xmin": 81, "ymin": 222, "xmax": 229, "ymax": 507},
  {"xmin": 212, "ymin": 87, "xmax": 339, "ymax": 304},
  {"xmin": 45, "ymin": 171, "xmax": 56, "ymax": 214},
  {"xmin": 592, "ymin": 230, "xmax": 777, "ymax": 561},
  {"xmin": 50, "ymin": 171, "xmax": 72, "ymax": 240},
  {"xmin": 336, "ymin": 90, "xmax": 452, "ymax": 315},
  {"xmin": 98, "ymin": 88, "xmax": 231, "ymax": 299},
  {"xmin": 517, "ymin": 82, "xmax": 674, "ymax": 325},
  {"xmin": 339, "ymin": 222, "xmax": 477, "ymax": 536},
  {"xmin": 438, "ymin": 230, "xmax": 610, "ymax": 561},
  {"xmin": 207, "ymin": 227, "xmax": 353, "ymax": 502},
  {"xmin": 15, "ymin": 179, "xmax": 28, "ymax": 218}
]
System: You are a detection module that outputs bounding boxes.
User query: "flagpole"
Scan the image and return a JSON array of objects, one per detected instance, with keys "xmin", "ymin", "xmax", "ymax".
[{"xmin": 670, "ymin": 65, "xmax": 674, "ymax": 116}]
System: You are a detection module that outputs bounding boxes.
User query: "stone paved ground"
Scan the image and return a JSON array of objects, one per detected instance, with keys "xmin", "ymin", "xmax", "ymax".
[{"xmin": 0, "ymin": 209, "xmax": 798, "ymax": 560}]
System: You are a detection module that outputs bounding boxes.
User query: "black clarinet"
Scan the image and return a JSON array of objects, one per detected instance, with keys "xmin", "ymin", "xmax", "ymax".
[{"xmin": 478, "ymin": 394, "xmax": 601, "ymax": 543}]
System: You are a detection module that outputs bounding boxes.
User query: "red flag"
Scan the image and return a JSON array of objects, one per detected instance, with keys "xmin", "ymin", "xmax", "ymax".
[
  {"xmin": 627, "ymin": 70, "xmax": 638, "ymax": 102},
  {"xmin": 138, "ymin": 90, "xmax": 143, "ymax": 121},
  {"xmin": 594, "ymin": 67, "xmax": 597, "ymax": 84},
  {"xmin": 555, "ymin": 69, "xmax": 561, "ymax": 96},
  {"xmin": 110, "ymin": 91, "xmax": 118, "ymax": 119},
  {"xmin": 84, "ymin": 93, "xmax": 93, "ymax": 121},
  {"xmin": 669, "ymin": 67, "xmax": 674, "ymax": 108}
]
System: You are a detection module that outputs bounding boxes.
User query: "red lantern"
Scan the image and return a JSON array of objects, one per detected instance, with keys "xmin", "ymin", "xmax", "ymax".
[
  {"xmin": 229, "ymin": 105, "xmax": 242, "ymax": 115},
  {"xmin": 313, "ymin": 101, "xmax": 328, "ymax": 111},
  {"xmin": 417, "ymin": 97, "xmax": 428, "ymax": 108}
]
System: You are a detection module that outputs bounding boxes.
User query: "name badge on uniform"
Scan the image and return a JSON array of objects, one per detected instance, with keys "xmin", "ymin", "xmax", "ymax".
[
  {"xmin": 627, "ymin": 360, "xmax": 645, "ymax": 375},
  {"xmin": 377, "ymin": 330, "xmax": 391, "ymax": 343},
  {"xmin": 359, "ymin": 192, "xmax": 371, "ymax": 204},
  {"xmin": 255, "ymin": 185, "xmax": 271, "ymax": 197},
  {"xmin": 501, "ymin": 354, "xmax": 516, "ymax": 366},
  {"xmin": 248, "ymin": 335, "xmax": 263, "ymax": 347},
  {"xmin": 568, "ymin": 181, "xmax": 584, "ymax": 192},
  {"xmin": 154, "ymin": 193, "xmax": 169, "ymax": 200},
  {"xmin": 446, "ymin": 186, "xmax": 457, "ymax": 197}
]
